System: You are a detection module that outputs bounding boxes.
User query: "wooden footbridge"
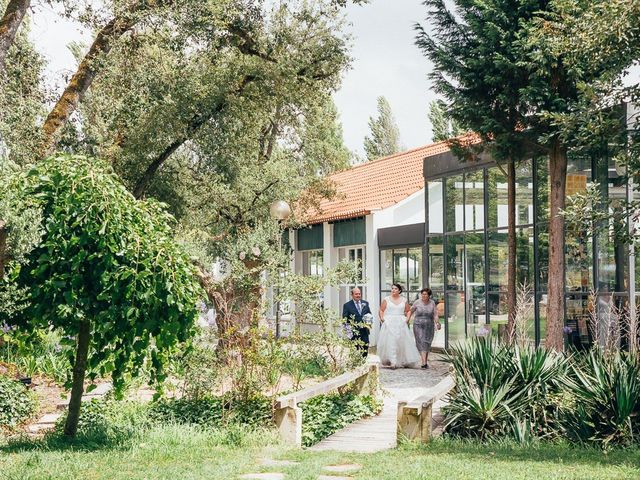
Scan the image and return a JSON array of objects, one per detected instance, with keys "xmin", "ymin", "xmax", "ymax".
[{"xmin": 274, "ymin": 354, "xmax": 455, "ymax": 452}]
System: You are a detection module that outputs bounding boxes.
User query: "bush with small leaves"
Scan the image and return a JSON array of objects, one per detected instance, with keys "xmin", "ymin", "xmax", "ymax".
[{"xmin": 0, "ymin": 376, "xmax": 37, "ymax": 430}]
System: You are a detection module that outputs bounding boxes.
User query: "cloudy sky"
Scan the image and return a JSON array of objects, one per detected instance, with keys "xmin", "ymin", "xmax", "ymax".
[{"xmin": 334, "ymin": 0, "xmax": 436, "ymax": 156}]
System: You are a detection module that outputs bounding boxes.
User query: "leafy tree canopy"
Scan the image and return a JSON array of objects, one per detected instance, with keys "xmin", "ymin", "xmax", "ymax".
[{"xmin": 3, "ymin": 154, "xmax": 202, "ymax": 393}]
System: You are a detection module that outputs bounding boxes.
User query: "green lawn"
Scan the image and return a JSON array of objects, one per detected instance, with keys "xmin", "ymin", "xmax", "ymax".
[{"xmin": 1, "ymin": 426, "xmax": 639, "ymax": 480}]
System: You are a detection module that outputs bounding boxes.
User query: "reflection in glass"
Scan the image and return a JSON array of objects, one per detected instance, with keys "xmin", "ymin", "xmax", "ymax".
[
  {"xmin": 488, "ymin": 230, "xmax": 508, "ymax": 292},
  {"xmin": 516, "ymin": 160, "xmax": 533, "ymax": 226},
  {"xmin": 393, "ymin": 250, "xmax": 408, "ymax": 292},
  {"xmin": 446, "ymin": 235, "xmax": 464, "ymax": 291},
  {"xmin": 465, "ymin": 170, "xmax": 484, "ymax": 231},
  {"xmin": 446, "ymin": 291, "xmax": 466, "ymax": 346},
  {"xmin": 381, "ymin": 250, "xmax": 393, "ymax": 291},
  {"xmin": 517, "ymin": 228, "xmax": 534, "ymax": 286},
  {"xmin": 428, "ymin": 180, "xmax": 444, "ymax": 233},
  {"xmin": 446, "ymin": 175, "xmax": 464, "ymax": 232},
  {"xmin": 408, "ymin": 247, "xmax": 423, "ymax": 291},
  {"xmin": 428, "ymin": 237, "xmax": 444, "ymax": 291},
  {"xmin": 466, "ymin": 233, "xmax": 486, "ymax": 328},
  {"xmin": 487, "ymin": 167, "xmax": 508, "ymax": 229}
]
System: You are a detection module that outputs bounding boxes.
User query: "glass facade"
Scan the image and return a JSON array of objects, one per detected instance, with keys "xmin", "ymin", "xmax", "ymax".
[{"xmin": 426, "ymin": 148, "xmax": 630, "ymax": 348}]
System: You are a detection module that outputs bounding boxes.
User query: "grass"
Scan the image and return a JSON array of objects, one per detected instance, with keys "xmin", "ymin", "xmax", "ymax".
[{"xmin": 1, "ymin": 427, "xmax": 640, "ymax": 480}]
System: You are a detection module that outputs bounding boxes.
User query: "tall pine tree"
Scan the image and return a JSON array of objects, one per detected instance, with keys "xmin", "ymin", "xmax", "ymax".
[{"xmin": 363, "ymin": 96, "xmax": 402, "ymax": 160}]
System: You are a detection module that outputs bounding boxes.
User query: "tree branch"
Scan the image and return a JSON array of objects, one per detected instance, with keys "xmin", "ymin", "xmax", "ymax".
[
  {"xmin": 132, "ymin": 74, "xmax": 258, "ymax": 199},
  {"xmin": 40, "ymin": 13, "xmax": 139, "ymax": 156},
  {"xmin": 0, "ymin": 0, "xmax": 30, "ymax": 76}
]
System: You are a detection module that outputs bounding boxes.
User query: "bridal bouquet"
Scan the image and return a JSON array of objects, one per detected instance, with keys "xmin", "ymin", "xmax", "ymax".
[{"xmin": 362, "ymin": 313, "xmax": 374, "ymax": 326}]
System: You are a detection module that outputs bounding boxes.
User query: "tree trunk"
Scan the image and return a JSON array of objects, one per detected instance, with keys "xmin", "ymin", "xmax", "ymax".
[
  {"xmin": 545, "ymin": 140, "xmax": 568, "ymax": 351},
  {"xmin": 40, "ymin": 15, "xmax": 137, "ymax": 156},
  {"xmin": 0, "ymin": 219, "xmax": 7, "ymax": 279},
  {"xmin": 64, "ymin": 320, "xmax": 91, "ymax": 437},
  {"xmin": 507, "ymin": 159, "xmax": 517, "ymax": 343},
  {"xmin": 0, "ymin": 0, "xmax": 30, "ymax": 75}
]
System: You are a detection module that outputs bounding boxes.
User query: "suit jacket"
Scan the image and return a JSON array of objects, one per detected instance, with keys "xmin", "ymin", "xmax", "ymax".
[{"xmin": 342, "ymin": 299, "xmax": 372, "ymax": 324}]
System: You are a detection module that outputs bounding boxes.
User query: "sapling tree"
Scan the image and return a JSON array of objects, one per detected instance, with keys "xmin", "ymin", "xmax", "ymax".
[{"xmin": 4, "ymin": 154, "xmax": 201, "ymax": 436}]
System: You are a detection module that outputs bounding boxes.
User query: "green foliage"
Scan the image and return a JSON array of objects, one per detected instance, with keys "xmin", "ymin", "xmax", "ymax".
[
  {"xmin": 363, "ymin": 96, "xmax": 402, "ymax": 161},
  {"xmin": 428, "ymin": 99, "xmax": 465, "ymax": 143},
  {"xmin": 3, "ymin": 154, "xmax": 202, "ymax": 392},
  {"xmin": 0, "ymin": 330, "xmax": 71, "ymax": 384},
  {"xmin": 445, "ymin": 338, "xmax": 640, "ymax": 449},
  {"xmin": 280, "ymin": 263, "xmax": 365, "ymax": 376},
  {"xmin": 300, "ymin": 392, "xmax": 382, "ymax": 447},
  {"xmin": 0, "ymin": 375, "xmax": 38, "ymax": 430},
  {"xmin": 444, "ymin": 338, "xmax": 569, "ymax": 440},
  {"xmin": 562, "ymin": 350, "xmax": 640, "ymax": 449},
  {"xmin": 0, "ymin": 3, "xmax": 46, "ymax": 164},
  {"xmin": 149, "ymin": 394, "xmax": 272, "ymax": 429}
]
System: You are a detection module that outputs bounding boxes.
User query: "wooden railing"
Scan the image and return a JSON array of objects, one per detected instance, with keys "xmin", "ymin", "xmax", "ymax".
[
  {"xmin": 274, "ymin": 356, "xmax": 381, "ymax": 446},
  {"xmin": 396, "ymin": 376, "xmax": 455, "ymax": 443}
]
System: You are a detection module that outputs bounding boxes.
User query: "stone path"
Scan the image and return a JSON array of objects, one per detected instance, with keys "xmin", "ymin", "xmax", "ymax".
[{"xmin": 309, "ymin": 354, "xmax": 452, "ymax": 453}]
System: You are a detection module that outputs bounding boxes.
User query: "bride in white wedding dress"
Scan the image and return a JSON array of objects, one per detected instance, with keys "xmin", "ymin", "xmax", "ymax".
[{"xmin": 377, "ymin": 283, "xmax": 421, "ymax": 368}]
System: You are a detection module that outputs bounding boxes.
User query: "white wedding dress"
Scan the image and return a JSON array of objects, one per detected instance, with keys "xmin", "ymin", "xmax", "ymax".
[{"xmin": 377, "ymin": 297, "xmax": 421, "ymax": 368}]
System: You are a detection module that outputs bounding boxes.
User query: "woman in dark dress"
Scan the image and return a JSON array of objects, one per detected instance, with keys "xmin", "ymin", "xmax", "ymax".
[{"xmin": 409, "ymin": 287, "xmax": 441, "ymax": 369}]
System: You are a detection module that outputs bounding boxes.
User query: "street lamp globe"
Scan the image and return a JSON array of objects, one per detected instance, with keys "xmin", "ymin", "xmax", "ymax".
[{"xmin": 270, "ymin": 200, "xmax": 291, "ymax": 221}]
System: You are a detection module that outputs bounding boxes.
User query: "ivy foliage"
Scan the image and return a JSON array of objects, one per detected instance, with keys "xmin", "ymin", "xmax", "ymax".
[
  {"xmin": 4, "ymin": 154, "xmax": 202, "ymax": 392},
  {"xmin": 300, "ymin": 392, "xmax": 382, "ymax": 447},
  {"xmin": 0, "ymin": 376, "xmax": 38, "ymax": 430}
]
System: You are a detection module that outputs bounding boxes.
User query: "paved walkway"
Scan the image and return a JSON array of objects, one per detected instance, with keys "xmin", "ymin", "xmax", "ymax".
[{"xmin": 309, "ymin": 354, "xmax": 452, "ymax": 452}]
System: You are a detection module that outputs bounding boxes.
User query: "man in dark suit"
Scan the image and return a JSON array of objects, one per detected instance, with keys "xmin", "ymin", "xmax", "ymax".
[{"xmin": 342, "ymin": 287, "xmax": 371, "ymax": 357}]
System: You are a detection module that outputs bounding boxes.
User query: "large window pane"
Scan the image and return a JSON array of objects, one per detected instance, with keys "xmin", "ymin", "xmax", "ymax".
[
  {"xmin": 465, "ymin": 170, "xmax": 484, "ymax": 231},
  {"xmin": 393, "ymin": 250, "xmax": 409, "ymax": 292},
  {"xmin": 446, "ymin": 235, "xmax": 464, "ymax": 291},
  {"xmin": 488, "ymin": 230, "xmax": 508, "ymax": 292},
  {"xmin": 537, "ymin": 223, "xmax": 549, "ymax": 292},
  {"xmin": 446, "ymin": 292, "xmax": 466, "ymax": 346},
  {"xmin": 488, "ymin": 167, "xmax": 508, "ymax": 229},
  {"xmin": 466, "ymin": 233, "xmax": 486, "ymax": 328},
  {"xmin": 408, "ymin": 247, "xmax": 423, "ymax": 292},
  {"xmin": 517, "ymin": 227, "xmax": 534, "ymax": 286},
  {"xmin": 445, "ymin": 175, "xmax": 464, "ymax": 232},
  {"xmin": 428, "ymin": 237, "xmax": 444, "ymax": 291},
  {"xmin": 516, "ymin": 160, "xmax": 534, "ymax": 226},
  {"xmin": 428, "ymin": 180, "xmax": 444, "ymax": 234}
]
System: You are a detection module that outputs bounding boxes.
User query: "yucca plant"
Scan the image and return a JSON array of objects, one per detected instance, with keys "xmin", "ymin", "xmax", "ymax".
[
  {"xmin": 443, "ymin": 337, "xmax": 570, "ymax": 441},
  {"xmin": 563, "ymin": 350, "xmax": 640, "ymax": 448}
]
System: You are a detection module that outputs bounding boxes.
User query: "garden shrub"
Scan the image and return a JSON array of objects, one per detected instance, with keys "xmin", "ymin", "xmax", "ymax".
[
  {"xmin": 300, "ymin": 392, "xmax": 382, "ymax": 447},
  {"xmin": 0, "ymin": 375, "xmax": 37, "ymax": 430},
  {"xmin": 443, "ymin": 337, "xmax": 569, "ymax": 440},
  {"xmin": 148, "ymin": 394, "xmax": 272, "ymax": 429},
  {"xmin": 443, "ymin": 338, "xmax": 640, "ymax": 449},
  {"xmin": 561, "ymin": 350, "xmax": 640, "ymax": 449}
]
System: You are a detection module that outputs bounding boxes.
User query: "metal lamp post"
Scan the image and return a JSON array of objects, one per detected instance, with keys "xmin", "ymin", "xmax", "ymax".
[{"xmin": 270, "ymin": 200, "xmax": 291, "ymax": 338}]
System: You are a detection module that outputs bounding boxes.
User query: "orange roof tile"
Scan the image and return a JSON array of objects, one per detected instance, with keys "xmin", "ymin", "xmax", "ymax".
[{"xmin": 304, "ymin": 136, "xmax": 476, "ymax": 224}]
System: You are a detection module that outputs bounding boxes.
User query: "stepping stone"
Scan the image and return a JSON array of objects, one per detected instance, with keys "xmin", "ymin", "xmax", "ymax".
[
  {"xmin": 323, "ymin": 464, "xmax": 361, "ymax": 474},
  {"xmin": 239, "ymin": 474, "xmax": 285, "ymax": 480},
  {"xmin": 38, "ymin": 413, "xmax": 61, "ymax": 425},
  {"xmin": 259, "ymin": 459, "xmax": 299, "ymax": 467}
]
